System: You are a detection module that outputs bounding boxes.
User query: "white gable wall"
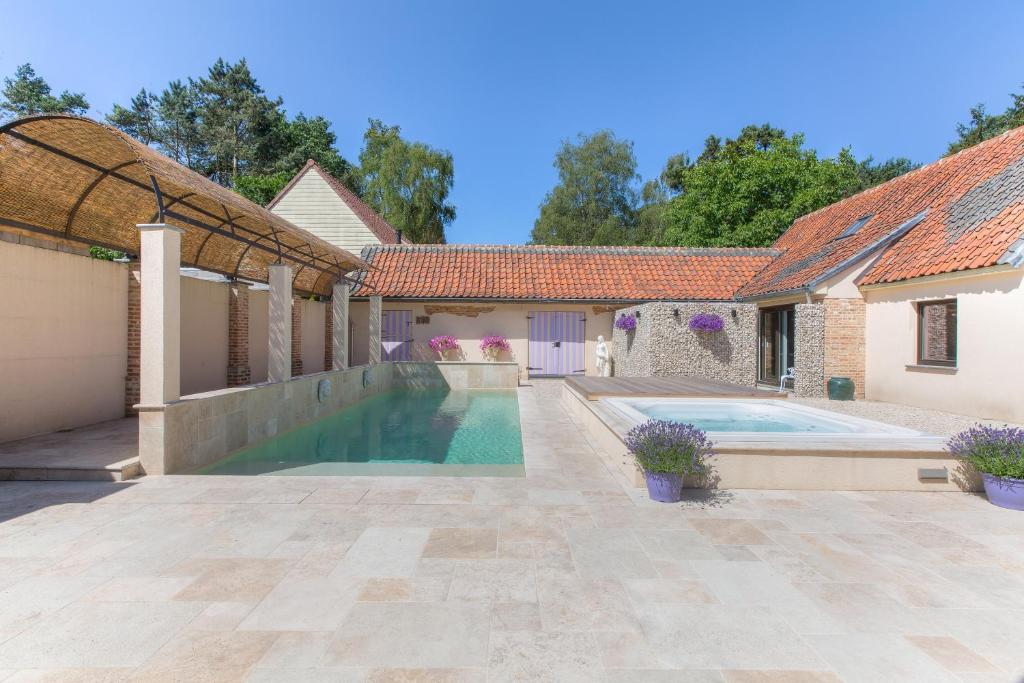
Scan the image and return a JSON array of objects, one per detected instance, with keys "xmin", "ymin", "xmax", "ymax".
[{"xmin": 271, "ymin": 169, "xmax": 382, "ymax": 255}]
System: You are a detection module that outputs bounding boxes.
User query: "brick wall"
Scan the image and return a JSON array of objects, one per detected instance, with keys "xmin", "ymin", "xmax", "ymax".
[
  {"xmin": 227, "ymin": 282, "xmax": 251, "ymax": 387},
  {"xmin": 291, "ymin": 296, "xmax": 303, "ymax": 377},
  {"xmin": 125, "ymin": 264, "xmax": 141, "ymax": 415},
  {"xmin": 823, "ymin": 298, "xmax": 866, "ymax": 398}
]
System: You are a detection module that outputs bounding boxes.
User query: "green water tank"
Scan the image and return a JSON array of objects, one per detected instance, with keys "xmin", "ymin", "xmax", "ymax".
[{"xmin": 827, "ymin": 376, "xmax": 855, "ymax": 401}]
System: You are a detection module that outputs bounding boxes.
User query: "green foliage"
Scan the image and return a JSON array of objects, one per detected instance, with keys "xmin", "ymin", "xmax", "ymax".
[
  {"xmin": 948, "ymin": 90, "xmax": 1024, "ymax": 155},
  {"xmin": 89, "ymin": 246, "xmax": 125, "ymax": 261},
  {"xmin": 358, "ymin": 119, "xmax": 455, "ymax": 243},
  {"xmin": 106, "ymin": 89, "xmax": 159, "ymax": 144},
  {"xmin": 0, "ymin": 63, "xmax": 89, "ymax": 119},
  {"xmin": 948, "ymin": 425, "xmax": 1024, "ymax": 479},
  {"xmin": 233, "ymin": 172, "xmax": 292, "ymax": 205},
  {"xmin": 530, "ymin": 131, "xmax": 642, "ymax": 245},
  {"xmin": 854, "ymin": 156, "xmax": 919, "ymax": 191}
]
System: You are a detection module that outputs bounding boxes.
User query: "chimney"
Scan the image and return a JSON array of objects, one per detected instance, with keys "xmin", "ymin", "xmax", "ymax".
[{"xmin": 396, "ymin": 230, "xmax": 403, "ymax": 244}]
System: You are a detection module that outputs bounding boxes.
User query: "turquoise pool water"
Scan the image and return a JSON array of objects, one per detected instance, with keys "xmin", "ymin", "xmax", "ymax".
[{"xmin": 197, "ymin": 388, "xmax": 524, "ymax": 476}]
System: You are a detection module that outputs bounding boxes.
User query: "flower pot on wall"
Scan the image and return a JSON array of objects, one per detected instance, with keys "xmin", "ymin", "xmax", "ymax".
[
  {"xmin": 981, "ymin": 474, "xmax": 1024, "ymax": 511},
  {"xmin": 644, "ymin": 471, "xmax": 683, "ymax": 503}
]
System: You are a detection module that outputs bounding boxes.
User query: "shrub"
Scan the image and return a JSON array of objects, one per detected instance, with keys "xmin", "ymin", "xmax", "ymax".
[
  {"xmin": 688, "ymin": 312, "xmax": 724, "ymax": 332},
  {"xmin": 428, "ymin": 335, "xmax": 460, "ymax": 353},
  {"xmin": 614, "ymin": 313, "xmax": 637, "ymax": 332},
  {"xmin": 947, "ymin": 424, "xmax": 1024, "ymax": 479},
  {"xmin": 625, "ymin": 419, "xmax": 715, "ymax": 477},
  {"xmin": 480, "ymin": 335, "xmax": 511, "ymax": 352}
]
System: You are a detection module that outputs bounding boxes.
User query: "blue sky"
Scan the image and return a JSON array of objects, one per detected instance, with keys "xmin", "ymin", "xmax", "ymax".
[{"xmin": 3, "ymin": 0, "xmax": 1024, "ymax": 244}]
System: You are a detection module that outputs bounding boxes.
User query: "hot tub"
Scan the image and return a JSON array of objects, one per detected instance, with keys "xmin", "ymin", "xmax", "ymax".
[{"xmin": 602, "ymin": 397, "xmax": 922, "ymax": 442}]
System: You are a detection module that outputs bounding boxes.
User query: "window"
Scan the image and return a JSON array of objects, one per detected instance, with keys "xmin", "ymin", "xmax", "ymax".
[
  {"xmin": 917, "ymin": 299, "xmax": 957, "ymax": 367},
  {"xmin": 835, "ymin": 214, "xmax": 873, "ymax": 240}
]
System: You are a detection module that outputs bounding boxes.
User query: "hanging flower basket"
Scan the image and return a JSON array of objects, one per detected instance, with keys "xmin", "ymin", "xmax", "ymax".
[
  {"xmin": 614, "ymin": 313, "xmax": 638, "ymax": 332},
  {"xmin": 480, "ymin": 335, "xmax": 510, "ymax": 361},
  {"xmin": 688, "ymin": 313, "xmax": 724, "ymax": 333}
]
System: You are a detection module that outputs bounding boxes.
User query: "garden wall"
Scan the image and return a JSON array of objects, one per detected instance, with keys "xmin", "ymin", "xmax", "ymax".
[{"xmin": 610, "ymin": 301, "xmax": 758, "ymax": 385}]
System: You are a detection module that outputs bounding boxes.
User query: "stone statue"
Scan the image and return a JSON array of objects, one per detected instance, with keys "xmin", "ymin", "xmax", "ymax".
[{"xmin": 595, "ymin": 335, "xmax": 611, "ymax": 377}]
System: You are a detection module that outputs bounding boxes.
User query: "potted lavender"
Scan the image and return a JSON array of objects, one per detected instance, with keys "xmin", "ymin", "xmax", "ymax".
[
  {"xmin": 625, "ymin": 419, "xmax": 715, "ymax": 503},
  {"xmin": 480, "ymin": 335, "xmax": 510, "ymax": 361},
  {"xmin": 947, "ymin": 424, "xmax": 1024, "ymax": 510},
  {"xmin": 429, "ymin": 335, "xmax": 460, "ymax": 361}
]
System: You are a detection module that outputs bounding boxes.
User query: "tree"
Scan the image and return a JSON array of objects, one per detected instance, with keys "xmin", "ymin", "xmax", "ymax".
[
  {"xmin": 233, "ymin": 171, "xmax": 292, "ymax": 205},
  {"xmin": 106, "ymin": 88, "xmax": 159, "ymax": 144},
  {"xmin": 154, "ymin": 80, "xmax": 206, "ymax": 169},
  {"xmin": 530, "ymin": 131, "xmax": 642, "ymax": 245},
  {"xmin": 659, "ymin": 125, "xmax": 864, "ymax": 248},
  {"xmin": 194, "ymin": 58, "xmax": 284, "ymax": 185},
  {"xmin": 0, "ymin": 63, "xmax": 89, "ymax": 120},
  {"xmin": 854, "ymin": 156, "xmax": 918, "ymax": 192},
  {"xmin": 948, "ymin": 89, "xmax": 1024, "ymax": 155},
  {"xmin": 358, "ymin": 119, "xmax": 455, "ymax": 243}
]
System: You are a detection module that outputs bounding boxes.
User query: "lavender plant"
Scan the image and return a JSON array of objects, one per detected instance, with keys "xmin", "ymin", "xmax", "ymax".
[
  {"xmin": 947, "ymin": 424, "xmax": 1024, "ymax": 479},
  {"xmin": 625, "ymin": 419, "xmax": 715, "ymax": 476}
]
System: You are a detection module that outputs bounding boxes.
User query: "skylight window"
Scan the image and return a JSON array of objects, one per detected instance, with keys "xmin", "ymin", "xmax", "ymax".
[{"xmin": 835, "ymin": 214, "xmax": 873, "ymax": 240}]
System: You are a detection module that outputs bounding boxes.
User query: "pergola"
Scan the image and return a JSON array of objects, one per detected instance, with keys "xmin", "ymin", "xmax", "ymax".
[{"xmin": 0, "ymin": 115, "xmax": 376, "ymax": 431}]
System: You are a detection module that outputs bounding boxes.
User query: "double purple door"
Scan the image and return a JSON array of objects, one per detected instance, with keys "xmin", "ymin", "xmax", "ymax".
[
  {"xmin": 381, "ymin": 310, "xmax": 412, "ymax": 361},
  {"xmin": 528, "ymin": 311, "xmax": 585, "ymax": 377}
]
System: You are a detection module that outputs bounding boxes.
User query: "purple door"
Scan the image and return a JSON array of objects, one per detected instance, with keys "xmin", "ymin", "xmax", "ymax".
[
  {"xmin": 381, "ymin": 310, "xmax": 412, "ymax": 361},
  {"xmin": 528, "ymin": 311, "xmax": 585, "ymax": 377}
]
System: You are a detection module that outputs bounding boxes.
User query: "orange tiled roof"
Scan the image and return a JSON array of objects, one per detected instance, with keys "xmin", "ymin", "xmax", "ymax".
[
  {"xmin": 737, "ymin": 126, "xmax": 1024, "ymax": 298},
  {"xmin": 351, "ymin": 245, "xmax": 779, "ymax": 301}
]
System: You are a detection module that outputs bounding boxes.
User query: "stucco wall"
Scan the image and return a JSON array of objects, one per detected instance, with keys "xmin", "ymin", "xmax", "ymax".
[
  {"xmin": 349, "ymin": 301, "xmax": 615, "ymax": 380},
  {"xmin": 864, "ymin": 269, "xmax": 1024, "ymax": 423},
  {"xmin": 0, "ymin": 238, "xmax": 128, "ymax": 442},
  {"xmin": 180, "ymin": 276, "xmax": 229, "ymax": 396},
  {"xmin": 611, "ymin": 302, "xmax": 758, "ymax": 385},
  {"xmin": 249, "ymin": 290, "xmax": 269, "ymax": 383},
  {"xmin": 301, "ymin": 299, "xmax": 327, "ymax": 374}
]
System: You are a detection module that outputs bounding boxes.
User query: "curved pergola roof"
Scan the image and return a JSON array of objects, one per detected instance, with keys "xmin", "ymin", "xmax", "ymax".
[{"xmin": 0, "ymin": 115, "xmax": 368, "ymax": 296}]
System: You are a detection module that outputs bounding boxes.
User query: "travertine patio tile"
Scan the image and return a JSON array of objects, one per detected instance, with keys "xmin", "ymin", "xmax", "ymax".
[
  {"xmin": 622, "ymin": 578, "xmax": 717, "ymax": 605},
  {"xmin": 638, "ymin": 604, "xmax": 825, "ymax": 669},
  {"xmin": 487, "ymin": 631, "xmax": 602, "ymax": 683},
  {"xmin": 255, "ymin": 631, "xmax": 332, "ymax": 670},
  {"xmin": 565, "ymin": 528, "xmax": 657, "ymax": 579},
  {"xmin": 804, "ymin": 633, "xmax": 959, "ymax": 682},
  {"xmin": 134, "ymin": 629, "xmax": 277, "ymax": 680},
  {"xmin": 447, "ymin": 559, "xmax": 536, "ymax": 603},
  {"xmin": 365, "ymin": 667, "xmax": 484, "ymax": 682},
  {"xmin": 238, "ymin": 575, "xmax": 362, "ymax": 631},
  {"xmin": 635, "ymin": 530, "xmax": 723, "ymax": 562},
  {"xmin": 83, "ymin": 576, "xmax": 195, "ymax": 602},
  {"xmin": 300, "ymin": 487, "xmax": 369, "ymax": 504},
  {"xmin": 603, "ymin": 671, "xmax": 724, "ymax": 683},
  {"xmin": 0, "ymin": 575, "xmax": 109, "ymax": 633},
  {"xmin": 0, "ymin": 668, "xmax": 135, "ymax": 682},
  {"xmin": 537, "ymin": 576, "xmax": 640, "ymax": 633},
  {"xmin": 357, "ymin": 578, "xmax": 449, "ymax": 602},
  {"xmin": 188, "ymin": 601, "xmax": 257, "ymax": 631},
  {"xmin": 0, "ymin": 601, "xmax": 204, "ymax": 668},
  {"xmin": 171, "ymin": 558, "xmax": 292, "ymax": 602},
  {"xmin": 904, "ymin": 635, "xmax": 998, "ymax": 673},
  {"xmin": 690, "ymin": 519, "xmax": 775, "ymax": 545},
  {"xmin": 246, "ymin": 668, "xmax": 367, "ymax": 682},
  {"xmin": 422, "ymin": 527, "xmax": 497, "ymax": 559},
  {"xmin": 325, "ymin": 603, "xmax": 490, "ymax": 668},
  {"xmin": 721, "ymin": 671, "xmax": 842, "ymax": 682},
  {"xmin": 792, "ymin": 581, "xmax": 947, "ymax": 635},
  {"xmin": 330, "ymin": 527, "xmax": 431, "ymax": 578},
  {"xmin": 490, "ymin": 602, "xmax": 542, "ymax": 632}
]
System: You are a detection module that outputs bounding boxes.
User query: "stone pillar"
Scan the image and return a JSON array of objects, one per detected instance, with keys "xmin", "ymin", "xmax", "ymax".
[
  {"xmin": 368, "ymin": 295, "xmax": 382, "ymax": 365},
  {"xmin": 332, "ymin": 281, "xmax": 349, "ymax": 370},
  {"xmin": 137, "ymin": 224, "xmax": 182, "ymax": 405},
  {"xmin": 794, "ymin": 303, "xmax": 825, "ymax": 398},
  {"xmin": 267, "ymin": 264, "xmax": 292, "ymax": 383},
  {"xmin": 227, "ymin": 282, "xmax": 251, "ymax": 387},
  {"xmin": 291, "ymin": 296, "xmax": 303, "ymax": 377},
  {"xmin": 125, "ymin": 263, "xmax": 141, "ymax": 415}
]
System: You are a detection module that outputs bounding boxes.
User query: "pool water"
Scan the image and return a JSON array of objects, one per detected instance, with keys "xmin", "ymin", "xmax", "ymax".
[
  {"xmin": 197, "ymin": 388, "xmax": 524, "ymax": 476},
  {"xmin": 605, "ymin": 398, "xmax": 919, "ymax": 436}
]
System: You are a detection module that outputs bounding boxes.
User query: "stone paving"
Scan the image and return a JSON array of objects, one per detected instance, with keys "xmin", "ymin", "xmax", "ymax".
[{"xmin": 0, "ymin": 381, "xmax": 1023, "ymax": 681}]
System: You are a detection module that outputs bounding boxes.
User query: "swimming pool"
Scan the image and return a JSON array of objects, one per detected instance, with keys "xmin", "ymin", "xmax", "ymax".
[
  {"xmin": 603, "ymin": 397, "xmax": 922, "ymax": 439},
  {"xmin": 197, "ymin": 388, "xmax": 524, "ymax": 476}
]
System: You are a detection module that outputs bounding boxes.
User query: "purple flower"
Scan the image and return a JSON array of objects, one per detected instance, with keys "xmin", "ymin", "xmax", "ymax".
[
  {"xmin": 615, "ymin": 313, "xmax": 638, "ymax": 332},
  {"xmin": 480, "ymin": 335, "xmax": 511, "ymax": 352},
  {"xmin": 625, "ymin": 419, "xmax": 715, "ymax": 476},
  {"xmin": 429, "ymin": 335, "xmax": 460, "ymax": 353},
  {"xmin": 688, "ymin": 313, "xmax": 724, "ymax": 333},
  {"xmin": 947, "ymin": 424, "xmax": 1024, "ymax": 479}
]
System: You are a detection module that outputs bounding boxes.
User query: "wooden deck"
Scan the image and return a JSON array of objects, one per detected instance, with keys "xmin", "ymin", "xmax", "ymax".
[{"xmin": 564, "ymin": 375, "xmax": 781, "ymax": 400}]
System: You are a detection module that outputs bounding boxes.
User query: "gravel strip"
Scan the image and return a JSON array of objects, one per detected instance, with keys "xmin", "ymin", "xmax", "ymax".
[{"xmin": 790, "ymin": 396, "xmax": 1021, "ymax": 437}]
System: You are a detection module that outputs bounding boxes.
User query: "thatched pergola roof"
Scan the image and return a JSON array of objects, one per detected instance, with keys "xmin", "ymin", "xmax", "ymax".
[{"xmin": 0, "ymin": 115, "xmax": 368, "ymax": 296}]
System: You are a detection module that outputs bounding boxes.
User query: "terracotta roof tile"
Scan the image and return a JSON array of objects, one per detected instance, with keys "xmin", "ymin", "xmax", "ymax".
[
  {"xmin": 737, "ymin": 126, "xmax": 1024, "ymax": 297},
  {"xmin": 351, "ymin": 245, "xmax": 778, "ymax": 302}
]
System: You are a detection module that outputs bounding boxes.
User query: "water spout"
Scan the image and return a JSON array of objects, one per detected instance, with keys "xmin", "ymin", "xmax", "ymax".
[{"xmin": 779, "ymin": 367, "xmax": 795, "ymax": 393}]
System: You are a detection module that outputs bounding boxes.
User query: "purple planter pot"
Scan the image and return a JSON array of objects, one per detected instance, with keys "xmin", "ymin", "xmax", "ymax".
[
  {"xmin": 981, "ymin": 473, "xmax": 1024, "ymax": 511},
  {"xmin": 644, "ymin": 471, "xmax": 683, "ymax": 503}
]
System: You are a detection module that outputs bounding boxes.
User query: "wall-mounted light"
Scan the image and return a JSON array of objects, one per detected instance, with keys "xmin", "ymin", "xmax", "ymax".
[
  {"xmin": 672, "ymin": 308, "xmax": 680, "ymax": 318},
  {"xmin": 635, "ymin": 310, "xmax": 641, "ymax": 319},
  {"xmin": 730, "ymin": 308, "xmax": 738, "ymax": 318}
]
